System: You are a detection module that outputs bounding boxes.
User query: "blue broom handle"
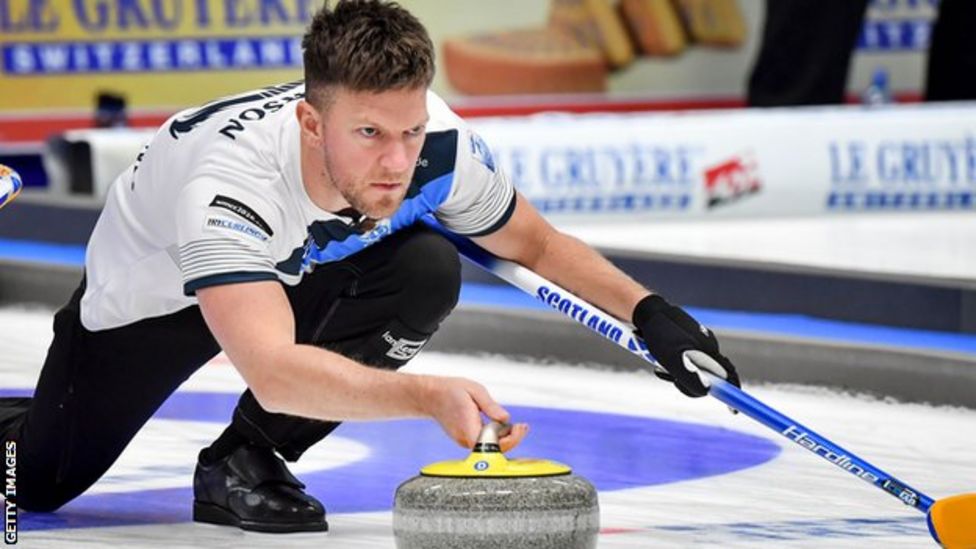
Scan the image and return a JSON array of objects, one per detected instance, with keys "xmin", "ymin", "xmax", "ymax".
[{"xmin": 425, "ymin": 217, "xmax": 935, "ymax": 513}]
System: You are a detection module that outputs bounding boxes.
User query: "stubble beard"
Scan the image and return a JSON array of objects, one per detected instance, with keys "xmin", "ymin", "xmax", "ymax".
[{"xmin": 323, "ymin": 149, "xmax": 411, "ymax": 220}]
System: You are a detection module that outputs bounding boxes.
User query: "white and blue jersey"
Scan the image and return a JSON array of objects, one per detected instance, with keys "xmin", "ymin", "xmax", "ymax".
[{"xmin": 81, "ymin": 82, "xmax": 515, "ymax": 331}]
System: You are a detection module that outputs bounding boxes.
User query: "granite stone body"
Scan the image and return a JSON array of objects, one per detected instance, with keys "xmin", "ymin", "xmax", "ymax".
[{"xmin": 393, "ymin": 474, "xmax": 599, "ymax": 549}]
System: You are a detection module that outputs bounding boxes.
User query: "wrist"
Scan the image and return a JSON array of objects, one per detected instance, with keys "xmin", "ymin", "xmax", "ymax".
[
  {"xmin": 632, "ymin": 293, "xmax": 669, "ymax": 327},
  {"xmin": 406, "ymin": 374, "xmax": 436, "ymax": 418}
]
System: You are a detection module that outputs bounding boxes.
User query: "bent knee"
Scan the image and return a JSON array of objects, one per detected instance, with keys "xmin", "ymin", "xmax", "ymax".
[{"xmin": 394, "ymin": 230, "xmax": 461, "ymax": 320}]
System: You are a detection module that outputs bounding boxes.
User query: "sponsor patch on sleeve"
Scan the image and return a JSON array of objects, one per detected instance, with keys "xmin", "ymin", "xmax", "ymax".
[
  {"xmin": 203, "ymin": 215, "xmax": 270, "ymax": 242},
  {"xmin": 209, "ymin": 195, "xmax": 274, "ymax": 236},
  {"xmin": 468, "ymin": 131, "xmax": 496, "ymax": 173}
]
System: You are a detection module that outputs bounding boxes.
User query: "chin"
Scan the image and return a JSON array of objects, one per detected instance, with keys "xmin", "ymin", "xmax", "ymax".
[{"xmin": 362, "ymin": 196, "xmax": 403, "ymax": 220}]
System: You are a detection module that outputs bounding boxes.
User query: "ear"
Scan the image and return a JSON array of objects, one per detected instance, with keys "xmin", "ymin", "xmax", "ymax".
[{"xmin": 296, "ymin": 100, "xmax": 323, "ymax": 147}]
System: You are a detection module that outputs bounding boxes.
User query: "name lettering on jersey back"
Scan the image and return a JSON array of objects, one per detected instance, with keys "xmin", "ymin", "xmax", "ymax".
[
  {"xmin": 168, "ymin": 81, "xmax": 302, "ymax": 139},
  {"xmin": 219, "ymin": 90, "xmax": 304, "ymax": 140}
]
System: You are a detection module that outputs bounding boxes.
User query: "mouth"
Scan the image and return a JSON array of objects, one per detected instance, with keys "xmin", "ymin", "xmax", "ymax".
[{"xmin": 371, "ymin": 182, "xmax": 405, "ymax": 192}]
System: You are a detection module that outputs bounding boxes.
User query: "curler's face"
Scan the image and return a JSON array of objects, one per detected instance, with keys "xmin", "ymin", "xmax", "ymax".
[{"xmin": 313, "ymin": 86, "xmax": 429, "ymax": 220}]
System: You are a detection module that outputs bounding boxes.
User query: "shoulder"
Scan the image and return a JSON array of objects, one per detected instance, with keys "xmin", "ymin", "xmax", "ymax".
[
  {"xmin": 425, "ymin": 89, "xmax": 465, "ymax": 131},
  {"xmin": 422, "ymin": 90, "xmax": 497, "ymax": 176}
]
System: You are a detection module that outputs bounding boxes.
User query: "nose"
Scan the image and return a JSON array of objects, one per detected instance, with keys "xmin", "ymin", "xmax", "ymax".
[{"xmin": 381, "ymin": 139, "xmax": 412, "ymax": 174}]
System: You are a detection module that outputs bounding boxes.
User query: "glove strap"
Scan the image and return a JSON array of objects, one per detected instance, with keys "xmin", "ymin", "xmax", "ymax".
[{"xmin": 632, "ymin": 293, "xmax": 670, "ymax": 327}]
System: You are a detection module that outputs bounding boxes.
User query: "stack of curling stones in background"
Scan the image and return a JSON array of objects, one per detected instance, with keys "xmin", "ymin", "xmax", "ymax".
[{"xmin": 393, "ymin": 422, "xmax": 599, "ymax": 549}]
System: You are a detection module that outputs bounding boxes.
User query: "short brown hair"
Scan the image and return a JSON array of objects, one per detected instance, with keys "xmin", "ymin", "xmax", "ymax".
[{"xmin": 302, "ymin": 0, "xmax": 435, "ymax": 108}]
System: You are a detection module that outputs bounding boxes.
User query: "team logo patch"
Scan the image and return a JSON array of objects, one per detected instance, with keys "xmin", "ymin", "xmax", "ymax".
[
  {"xmin": 359, "ymin": 218, "xmax": 392, "ymax": 244},
  {"xmin": 382, "ymin": 331, "xmax": 427, "ymax": 361},
  {"xmin": 469, "ymin": 132, "xmax": 496, "ymax": 173}
]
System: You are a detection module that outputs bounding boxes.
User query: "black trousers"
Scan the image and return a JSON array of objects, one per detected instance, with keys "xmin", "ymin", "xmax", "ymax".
[
  {"xmin": 747, "ymin": 0, "xmax": 976, "ymax": 106},
  {"xmin": 747, "ymin": 0, "xmax": 870, "ymax": 106},
  {"xmin": 925, "ymin": 0, "xmax": 976, "ymax": 101},
  {"xmin": 1, "ymin": 226, "xmax": 461, "ymax": 512}
]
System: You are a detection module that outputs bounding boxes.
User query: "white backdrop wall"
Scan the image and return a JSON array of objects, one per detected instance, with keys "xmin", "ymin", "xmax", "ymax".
[
  {"xmin": 470, "ymin": 103, "xmax": 976, "ymax": 219},
  {"xmin": 68, "ymin": 102, "xmax": 976, "ymax": 220}
]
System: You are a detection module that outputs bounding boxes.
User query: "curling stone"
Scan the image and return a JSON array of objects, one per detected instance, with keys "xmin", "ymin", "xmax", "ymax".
[{"xmin": 393, "ymin": 422, "xmax": 599, "ymax": 549}]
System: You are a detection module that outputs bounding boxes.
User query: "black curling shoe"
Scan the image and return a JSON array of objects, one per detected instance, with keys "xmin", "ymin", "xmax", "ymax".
[{"xmin": 192, "ymin": 444, "xmax": 328, "ymax": 533}]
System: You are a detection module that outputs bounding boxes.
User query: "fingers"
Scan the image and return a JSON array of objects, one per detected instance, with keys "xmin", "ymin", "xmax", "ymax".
[
  {"xmin": 449, "ymin": 413, "xmax": 481, "ymax": 450},
  {"xmin": 429, "ymin": 376, "xmax": 529, "ymax": 451},
  {"xmin": 499, "ymin": 422, "xmax": 530, "ymax": 453},
  {"xmin": 467, "ymin": 381, "xmax": 511, "ymax": 425},
  {"xmin": 423, "ymin": 376, "xmax": 484, "ymax": 449},
  {"xmin": 683, "ymin": 350, "xmax": 724, "ymax": 380},
  {"xmin": 450, "ymin": 379, "xmax": 510, "ymax": 449},
  {"xmin": 463, "ymin": 382, "xmax": 533, "ymax": 453},
  {"xmin": 455, "ymin": 391, "xmax": 485, "ymax": 449},
  {"xmin": 683, "ymin": 349, "xmax": 741, "ymax": 387},
  {"xmin": 677, "ymin": 351, "xmax": 711, "ymax": 397},
  {"xmin": 719, "ymin": 355, "xmax": 742, "ymax": 388},
  {"xmin": 679, "ymin": 351, "xmax": 741, "ymax": 413}
]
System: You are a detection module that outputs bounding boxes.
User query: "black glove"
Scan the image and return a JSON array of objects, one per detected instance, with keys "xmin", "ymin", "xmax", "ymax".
[{"xmin": 632, "ymin": 294, "xmax": 740, "ymax": 397}]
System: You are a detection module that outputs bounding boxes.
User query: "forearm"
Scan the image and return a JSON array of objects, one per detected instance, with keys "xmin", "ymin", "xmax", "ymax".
[
  {"xmin": 530, "ymin": 231, "xmax": 650, "ymax": 321},
  {"xmin": 474, "ymin": 194, "xmax": 650, "ymax": 321},
  {"xmin": 251, "ymin": 343, "xmax": 523, "ymax": 450},
  {"xmin": 254, "ymin": 343, "xmax": 430, "ymax": 420}
]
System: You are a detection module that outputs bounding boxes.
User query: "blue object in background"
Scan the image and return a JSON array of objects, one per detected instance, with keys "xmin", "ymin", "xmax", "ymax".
[
  {"xmin": 0, "ymin": 153, "xmax": 47, "ymax": 189},
  {"xmin": 861, "ymin": 67, "xmax": 893, "ymax": 105}
]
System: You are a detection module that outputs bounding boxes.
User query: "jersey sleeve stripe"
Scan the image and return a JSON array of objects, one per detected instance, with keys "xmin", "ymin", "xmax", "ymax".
[
  {"xmin": 458, "ymin": 190, "xmax": 518, "ymax": 237},
  {"xmin": 179, "ymin": 238, "xmax": 277, "ymax": 289},
  {"xmin": 183, "ymin": 271, "xmax": 281, "ymax": 296},
  {"xmin": 182, "ymin": 257, "xmax": 276, "ymax": 273}
]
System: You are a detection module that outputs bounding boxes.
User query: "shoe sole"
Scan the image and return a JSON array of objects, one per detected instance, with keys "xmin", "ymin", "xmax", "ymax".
[{"xmin": 193, "ymin": 501, "xmax": 329, "ymax": 533}]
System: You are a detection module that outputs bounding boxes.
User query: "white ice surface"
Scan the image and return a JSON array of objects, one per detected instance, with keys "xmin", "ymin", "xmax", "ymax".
[{"xmin": 2, "ymin": 306, "xmax": 974, "ymax": 548}]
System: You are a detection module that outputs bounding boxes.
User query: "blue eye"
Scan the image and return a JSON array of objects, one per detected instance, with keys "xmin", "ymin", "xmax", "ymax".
[{"xmin": 359, "ymin": 127, "xmax": 378, "ymax": 137}]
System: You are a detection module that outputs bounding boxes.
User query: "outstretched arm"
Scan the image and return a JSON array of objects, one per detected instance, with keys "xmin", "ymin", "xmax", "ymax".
[
  {"xmin": 196, "ymin": 280, "xmax": 527, "ymax": 449},
  {"xmin": 472, "ymin": 193, "xmax": 649, "ymax": 321},
  {"xmin": 473, "ymin": 192, "xmax": 739, "ymax": 397}
]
